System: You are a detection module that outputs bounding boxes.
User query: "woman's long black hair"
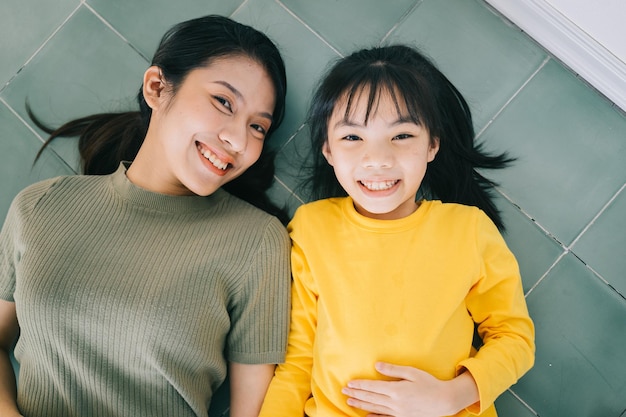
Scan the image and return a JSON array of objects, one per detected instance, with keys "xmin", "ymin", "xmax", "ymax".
[
  {"xmin": 31, "ymin": 15, "xmax": 288, "ymax": 223},
  {"xmin": 306, "ymin": 44, "xmax": 513, "ymax": 229}
]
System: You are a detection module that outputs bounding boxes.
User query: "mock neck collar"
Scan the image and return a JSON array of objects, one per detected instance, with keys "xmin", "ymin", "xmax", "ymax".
[{"xmin": 109, "ymin": 162, "xmax": 226, "ymax": 213}]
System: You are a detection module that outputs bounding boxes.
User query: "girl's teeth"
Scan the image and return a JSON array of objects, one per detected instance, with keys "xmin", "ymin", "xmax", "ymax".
[
  {"xmin": 361, "ymin": 180, "xmax": 398, "ymax": 191},
  {"xmin": 198, "ymin": 146, "xmax": 228, "ymax": 170}
]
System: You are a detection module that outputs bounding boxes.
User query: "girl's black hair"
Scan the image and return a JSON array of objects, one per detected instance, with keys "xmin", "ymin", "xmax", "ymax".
[
  {"xmin": 31, "ymin": 15, "xmax": 288, "ymax": 223},
  {"xmin": 306, "ymin": 44, "xmax": 513, "ymax": 229}
]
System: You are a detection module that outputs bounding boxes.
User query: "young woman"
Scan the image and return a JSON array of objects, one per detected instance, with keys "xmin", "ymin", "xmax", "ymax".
[
  {"xmin": 0, "ymin": 15, "xmax": 290, "ymax": 417},
  {"xmin": 260, "ymin": 45, "xmax": 534, "ymax": 417}
]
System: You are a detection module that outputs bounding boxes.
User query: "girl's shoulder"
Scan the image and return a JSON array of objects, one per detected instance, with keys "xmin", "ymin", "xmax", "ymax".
[
  {"xmin": 291, "ymin": 197, "xmax": 345, "ymax": 219},
  {"xmin": 426, "ymin": 200, "xmax": 500, "ymax": 236}
]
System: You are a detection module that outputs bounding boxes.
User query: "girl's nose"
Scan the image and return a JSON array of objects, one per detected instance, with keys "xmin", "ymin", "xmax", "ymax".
[{"xmin": 362, "ymin": 142, "xmax": 393, "ymax": 169}]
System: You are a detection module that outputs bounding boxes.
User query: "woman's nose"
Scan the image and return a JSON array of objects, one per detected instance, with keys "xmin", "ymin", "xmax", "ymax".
[{"xmin": 218, "ymin": 121, "xmax": 247, "ymax": 153}]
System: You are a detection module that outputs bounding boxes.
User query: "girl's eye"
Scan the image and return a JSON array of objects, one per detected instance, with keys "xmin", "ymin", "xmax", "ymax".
[
  {"xmin": 214, "ymin": 96, "xmax": 232, "ymax": 112},
  {"xmin": 342, "ymin": 135, "xmax": 361, "ymax": 141},
  {"xmin": 393, "ymin": 133, "xmax": 413, "ymax": 140}
]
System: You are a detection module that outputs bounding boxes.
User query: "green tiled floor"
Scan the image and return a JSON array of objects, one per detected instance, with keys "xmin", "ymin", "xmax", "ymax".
[{"xmin": 2, "ymin": 0, "xmax": 625, "ymax": 415}]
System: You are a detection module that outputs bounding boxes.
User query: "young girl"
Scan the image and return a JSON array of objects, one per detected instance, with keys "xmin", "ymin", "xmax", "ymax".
[
  {"xmin": 0, "ymin": 15, "xmax": 290, "ymax": 417},
  {"xmin": 259, "ymin": 45, "xmax": 535, "ymax": 417}
]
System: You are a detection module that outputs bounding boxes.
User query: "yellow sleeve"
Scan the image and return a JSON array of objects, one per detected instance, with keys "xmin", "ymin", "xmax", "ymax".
[
  {"xmin": 458, "ymin": 212, "xmax": 535, "ymax": 415},
  {"xmin": 259, "ymin": 238, "xmax": 317, "ymax": 416}
]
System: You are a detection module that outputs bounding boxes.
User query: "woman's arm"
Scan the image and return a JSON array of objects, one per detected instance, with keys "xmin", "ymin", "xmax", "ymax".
[
  {"xmin": 228, "ymin": 362, "xmax": 275, "ymax": 417},
  {"xmin": 0, "ymin": 300, "xmax": 22, "ymax": 417}
]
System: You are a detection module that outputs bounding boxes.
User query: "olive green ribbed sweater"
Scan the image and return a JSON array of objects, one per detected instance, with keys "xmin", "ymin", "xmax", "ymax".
[{"xmin": 0, "ymin": 164, "xmax": 291, "ymax": 417}]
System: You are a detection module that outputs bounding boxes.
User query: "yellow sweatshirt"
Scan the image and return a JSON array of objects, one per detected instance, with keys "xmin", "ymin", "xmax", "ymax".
[{"xmin": 260, "ymin": 198, "xmax": 534, "ymax": 416}]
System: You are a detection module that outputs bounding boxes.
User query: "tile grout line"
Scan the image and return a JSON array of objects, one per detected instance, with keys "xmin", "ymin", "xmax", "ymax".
[
  {"xmin": 273, "ymin": 176, "xmax": 305, "ymax": 205},
  {"xmin": 83, "ymin": 3, "xmax": 150, "ymax": 62},
  {"xmin": 231, "ymin": 0, "xmax": 250, "ymax": 17},
  {"xmin": 274, "ymin": 0, "xmax": 343, "ymax": 58},
  {"xmin": 475, "ymin": 56, "xmax": 551, "ymax": 140},
  {"xmin": 0, "ymin": 4, "xmax": 82, "ymax": 95},
  {"xmin": 0, "ymin": 97, "xmax": 45, "ymax": 143},
  {"xmin": 524, "ymin": 250, "xmax": 567, "ymax": 297},
  {"xmin": 495, "ymin": 186, "xmax": 566, "ymax": 248},
  {"xmin": 380, "ymin": 0, "xmax": 425, "ymax": 44},
  {"xmin": 567, "ymin": 182, "xmax": 626, "ymax": 250},
  {"xmin": 0, "ymin": 97, "xmax": 78, "ymax": 174},
  {"xmin": 506, "ymin": 387, "xmax": 540, "ymax": 416}
]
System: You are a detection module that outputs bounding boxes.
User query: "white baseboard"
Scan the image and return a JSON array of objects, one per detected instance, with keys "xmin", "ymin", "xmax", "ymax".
[{"xmin": 484, "ymin": 0, "xmax": 626, "ymax": 112}]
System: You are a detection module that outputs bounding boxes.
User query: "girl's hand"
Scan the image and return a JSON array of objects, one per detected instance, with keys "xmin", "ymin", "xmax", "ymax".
[{"xmin": 342, "ymin": 362, "xmax": 478, "ymax": 417}]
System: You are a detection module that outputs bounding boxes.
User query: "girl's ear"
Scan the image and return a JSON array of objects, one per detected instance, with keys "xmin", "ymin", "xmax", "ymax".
[
  {"xmin": 428, "ymin": 137, "xmax": 440, "ymax": 162},
  {"xmin": 321, "ymin": 141, "xmax": 334, "ymax": 166},
  {"xmin": 143, "ymin": 66, "xmax": 166, "ymax": 110}
]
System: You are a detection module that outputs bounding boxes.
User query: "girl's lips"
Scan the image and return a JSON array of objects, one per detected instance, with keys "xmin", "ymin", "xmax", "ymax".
[{"xmin": 359, "ymin": 179, "xmax": 399, "ymax": 191}]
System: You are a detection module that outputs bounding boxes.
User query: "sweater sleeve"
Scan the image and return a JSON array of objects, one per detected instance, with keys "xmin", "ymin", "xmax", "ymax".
[
  {"xmin": 259, "ymin": 230, "xmax": 318, "ymax": 416},
  {"xmin": 0, "ymin": 178, "xmax": 59, "ymax": 301},
  {"xmin": 0, "ymin": 202, "xmax": 19, "ymax": 301},
  {"xmin": 457, "ymin": 211, "xmax": 535, "ymax": 414},
  {"xmin": 227, "ymin": 216, "xmax": 291, "ymax": 364}
]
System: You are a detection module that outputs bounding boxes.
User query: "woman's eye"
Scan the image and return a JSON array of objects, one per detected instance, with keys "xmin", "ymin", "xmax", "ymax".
[
  {"xmin": 214, "ymin": 96, "xmax": 232, "ymax": 111},
  {"xmin": 342, "ymin": 135, "xmax": 361, "ymax": 141},
  {"xmin": 251, "ymin": 124, "xmax": 267, "ymax": 136}
]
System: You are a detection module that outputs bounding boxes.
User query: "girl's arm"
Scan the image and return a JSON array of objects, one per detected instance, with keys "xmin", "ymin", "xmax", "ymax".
[
  {"xmin": 344, "ymin": 212, "xmax": 534, "ymax": 416},
  {"xmin": 228, "ymin": 362, "xmax": 275, "ymax": 417},
  {"xmin": 0, "ymin": 300, "xmax": 22, "ymax": 417}
]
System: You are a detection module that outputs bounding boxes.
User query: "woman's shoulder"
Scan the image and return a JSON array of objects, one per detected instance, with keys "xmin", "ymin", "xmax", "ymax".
[
  {"xmin": 221, "ymin": 191, "xmax": 288, "ymax": 235},
  {"xmin": 17, "ymin": 174, "xmax": 106, "ymax": 202}
]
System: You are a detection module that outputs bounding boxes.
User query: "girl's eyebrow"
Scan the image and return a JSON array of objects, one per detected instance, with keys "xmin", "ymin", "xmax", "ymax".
[
  {"xmin": 212, "ymin": 80, "xmax": 274, "ymax": 122},
  {"xmin": 333, "ymin": 115, "xmax": 415, "ymax": 128}
]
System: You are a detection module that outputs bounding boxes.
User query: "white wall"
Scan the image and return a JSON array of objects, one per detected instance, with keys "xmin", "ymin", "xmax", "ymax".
[{"xmin": 485, "ymin": 0, "xmax": 626, "ymax": 111}]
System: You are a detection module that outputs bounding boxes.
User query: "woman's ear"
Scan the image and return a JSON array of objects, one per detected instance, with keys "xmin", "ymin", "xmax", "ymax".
[
  {"xmin": 143, "ymin": 66, "xmax": 166, "ymax": 110},
  {"xmin": 428, "ymin": 136, "xmax": 440, "ymax": 162},
  {"xmin": 321, "ymin": 141, "xmax": 334, "ymax": 166}
]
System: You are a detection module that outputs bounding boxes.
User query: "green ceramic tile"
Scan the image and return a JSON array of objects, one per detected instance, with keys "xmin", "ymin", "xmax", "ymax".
[
  {"xmin": 233, "ymin": 0, "xmax": 340, "ymax": 150},
  {"xmin": 0, "ymin": 6, "xmax": 148, "ymax": 171},
  {"xmin": 265, "ymin": 178, "xmax": 304, "ymax": 221},
  {"xmin": 0, "ymin": 0, "xmax": 79, "ymax": 88},
  {"xmin": 0, "ymin": 102, "xmax": 74, "ymax": 222},
  {"xmin": 496, "ymin": 195, "xmax": 564, "ymax": 293},
  {"xmin": 494, "ymin": 390, "xmax": 537, "ymax": 417},
  {"xmin": 274, "ymin": 128, "xmax": 313, "ymax": 200},
  {"xmin": 279, "ymin": 0, "xmax": 418, "ymax": 55},
  {"xmin": 482, "ymin": 59, "xmax": 626, "ymax": 246},
  {"xmin": 571, "ymin": 187, "xmax": 626, "ymax": 297},
  {"xmin": 386, "ymin": 0, "xmax": 547, "ymax": 132},
  {"xmin": 517, "ymin": 253, "xmax": 626, "ymax": 416},
  {"xmin": 86, "ymin": 0, "xmax": 244, "ymax": 59}
]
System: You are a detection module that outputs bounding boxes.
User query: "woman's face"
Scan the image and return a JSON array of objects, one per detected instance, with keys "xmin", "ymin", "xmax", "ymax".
[{"xmin": 136, "ymin": 55, "xmax": 276, "ymax": 196}]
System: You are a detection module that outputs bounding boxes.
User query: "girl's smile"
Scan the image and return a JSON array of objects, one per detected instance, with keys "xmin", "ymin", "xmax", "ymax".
[{"xmin": 323, "ymin": 89, "xmax": 439, "ymax": 220}]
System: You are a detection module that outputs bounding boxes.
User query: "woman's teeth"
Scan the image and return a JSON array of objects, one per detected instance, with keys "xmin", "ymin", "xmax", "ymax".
[
  {"xmin": 198, "ymin": 145, "xmax": 229, "ymax": 170},
  {"xmin": 361, "ymin": 180, "xmax": 398, "ymax": 191}
]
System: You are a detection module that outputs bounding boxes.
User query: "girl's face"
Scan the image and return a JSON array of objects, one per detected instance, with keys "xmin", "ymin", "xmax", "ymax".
[
  {"xmin": 323, "ymin": 90, "xmax": 439, "ymax": 220},
  {"xmin": 135, "ymin": 55, "xmax": 276, "ymax": 196}
]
